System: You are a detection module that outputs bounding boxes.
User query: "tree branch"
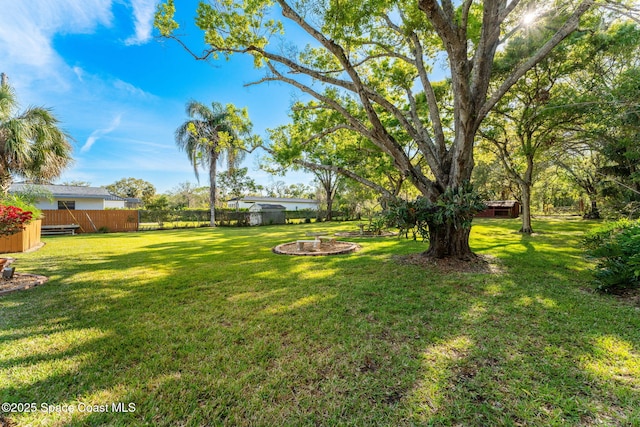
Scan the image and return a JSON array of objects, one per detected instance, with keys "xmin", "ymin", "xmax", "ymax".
[
  {"xmin": 478, "ymin": 0, "xmax": 595, "ymax": 125},
  {"xmin": 297, "ymin": 159, "xmax": 396, "ymax": 200}
]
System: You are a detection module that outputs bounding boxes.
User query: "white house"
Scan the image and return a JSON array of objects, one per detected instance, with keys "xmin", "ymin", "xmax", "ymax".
[
  {"xmin": 9, "ymin": 183, "xmax": 127, "ymax": 210},
  {"xmin": 227, "ymin": 196, "xmax": 319, "ymax": 211}
]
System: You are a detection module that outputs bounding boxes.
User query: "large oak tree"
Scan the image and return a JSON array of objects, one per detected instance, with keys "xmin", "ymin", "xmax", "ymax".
[{"xmin": 156, "ymin": 0, "xmax": 629, "ymax": 258}]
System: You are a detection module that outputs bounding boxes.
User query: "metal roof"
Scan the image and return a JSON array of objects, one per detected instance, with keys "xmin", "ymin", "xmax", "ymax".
[
  {"xmin": 9, "ymin": 183, "xmax": 122, "ymax": 200},
  {"xmin": 249, "ymin": 203, "xmax": 287, "ymax": 211},
  {"xmin": 484, "ymin": 200, "xmax": 519, "ymax": 208}
]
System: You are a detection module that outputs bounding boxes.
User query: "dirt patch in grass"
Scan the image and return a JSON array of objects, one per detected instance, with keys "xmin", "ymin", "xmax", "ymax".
[
  {"xmin": 0, "ymin": 273, "xmax": 49, "ymax": 296},
  {"xmin": 580, "ymin": 285, "xmax": 640, "ymax": 308},
  {"xmin": 607, "ymin": 287, "xmax": 640, "ymax": 308},
  {"xmin": 394, "ymin": 253, "xmax": 502, "ymax": 274}
]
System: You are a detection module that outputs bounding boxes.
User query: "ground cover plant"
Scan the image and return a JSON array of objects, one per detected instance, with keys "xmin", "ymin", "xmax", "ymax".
[
  {"xmin": 583, "ymin": 219, "xmax": 640, "ymax": 293},
  {"xmin": 1, "ymin": 219, "xmax": 639, "ymax": 426}
]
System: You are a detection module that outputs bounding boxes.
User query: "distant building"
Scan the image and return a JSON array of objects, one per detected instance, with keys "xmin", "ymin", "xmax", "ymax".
[
  {"xmin": 248, "ymin": 204, "xmax": 286, "ymax": 226},
  {"xmin": 9, "ymin": 183, "xmax": 126, "ymax": 210},
  {"xmin": 476, "ymin": 200, "xmax": 521, "ymax": 218},
  {"xmin": 227, "ymin": 196, "xmax": 319, "ymax": 211}
]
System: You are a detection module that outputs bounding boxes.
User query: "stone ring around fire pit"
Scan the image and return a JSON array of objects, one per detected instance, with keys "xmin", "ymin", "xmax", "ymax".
[{"xmin": 273, "ymin": 239, "xmax": 360, "ymax": 256}]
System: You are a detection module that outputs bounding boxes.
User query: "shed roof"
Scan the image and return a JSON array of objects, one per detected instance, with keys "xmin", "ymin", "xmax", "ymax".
[
  {"xmin": 9, "ymin": 183, "xmax": 120, "ymax": 200},
  {"xmin": 484, "ymin": 200, "xmax": 519, "ymax": 208},
  {"xmin": 249, "ymin": 203, "xmax": 287, "ymax": 211}
]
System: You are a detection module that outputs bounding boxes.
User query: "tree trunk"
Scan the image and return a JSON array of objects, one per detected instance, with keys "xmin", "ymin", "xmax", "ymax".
[
  {"xmin": 326, "ymin": 193, "xmax": 333, "ymax": 221},
  {"xmin": 519, "ymin": 182, "xmax": 533, "ymax": 234},
  {"xmin": 584, "ymin": 197, "xmax": 600, "ymax": 219},
  {"xmin": 0, "ymin": 172, "xmax": 12, "ymax": 195},
  {"xmin": 424, "ymin": 220, "xmax": 474, "ymax": 259},
  {"xmin": 209, "ymin": 155, "xmax": 217, "ymax": 227},
  {"xmin": 519, "ymin": 156, "xmax": 534, "ymax": 234}
]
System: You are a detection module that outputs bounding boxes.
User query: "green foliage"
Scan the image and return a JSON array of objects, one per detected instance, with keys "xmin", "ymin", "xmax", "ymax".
[
  {"xmin": 583, "ymin": 219, "xmax": 640, "ymax": 292},
  {"xmin": 176, "ymin": 101, "xmax": 258, "ymax": 182},
  {"xmin": 385, "ymin": 197, "xmax": 431, "ymax": 241},
  {"xmin": 5, "ymin": 220, "xmax": 640, "ymax": 425},
  {"xmin": 1, "ymin": 190, "xmax": 43, "ymax": 220},
  {"xmin": 366, "ymin": 215, "xmax": 387, "ymax": 235},
  {"xmin": 567, "ymin": 23, "xmax": 640, "ymax": 218},
  {"xmin": 217, "ymin": 167, "xmax": 258, "ymax": 201},
  {"xmin": 0, "ymin": 204, "xmax": 32, "ymax": 237},
  {"xmin": 175, "ymin": 99, "xmax": 259, "ymax": 226},
  {"xmin": 166, "ymin": 181, "xmax": 210, "ymax": 209},
  {"xmin": 0, "ymin": 74, "xmax": 73, "ymax": 192},
  {"xmin": 105, "ymin": 177, "xmax": 156, "ymax": 206},
  {"xmin": 144, "ymin": 195, "xmax": 171, "ymax": 227},
  {"xmin": 154, "ymin": 0, "xmax": 179, "ymax": 36},
  {"xmin": 385, "ymin": 184, "xmax": 486, "ymax": 241},
  {"xmin": 60, "ymin": 180, "xmax": 91, "ymax": 186}
]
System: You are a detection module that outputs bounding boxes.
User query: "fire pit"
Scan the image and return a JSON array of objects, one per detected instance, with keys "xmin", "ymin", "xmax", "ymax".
[{"xmin": 273, "ymin": 240, "xmax": 360, "ymax": 256}]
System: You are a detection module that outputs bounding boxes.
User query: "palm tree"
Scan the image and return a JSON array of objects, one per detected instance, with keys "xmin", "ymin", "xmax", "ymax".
[
  {"xmin": 0, "ymin": 73, "xmax": 73, "ymax": 193},
  {"xmin": 175, "ymin": 101, "xmax": 254, "ymax": 226}
]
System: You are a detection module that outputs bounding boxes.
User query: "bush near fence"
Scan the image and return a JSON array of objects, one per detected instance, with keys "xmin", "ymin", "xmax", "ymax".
[
  {"xmin": 138, "ymin": 209, "xmax": 248, "ymax": 229},
  {"xmin": 132, "ymin": 208, "xmax": 346, "ymax": 230},
  {"xmin": 285, "ymin": 210, "xmax": 347, "ymax": 222},
  {"xmin": 38, "ymin": 208, "xmax": 352, "ymax": 234},
  {"xmin": 42, "ymin": 210, "xmax": 138, "ymax": 233},
  {"xmin": 137, "ymin": 208, "xmax": 349, "ymax": 229}
]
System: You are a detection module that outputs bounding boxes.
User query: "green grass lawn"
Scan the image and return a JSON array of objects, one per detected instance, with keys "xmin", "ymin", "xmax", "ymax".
[{"xmin": 1, "ymin": 218, "xmax": 639, "ymax": 426}]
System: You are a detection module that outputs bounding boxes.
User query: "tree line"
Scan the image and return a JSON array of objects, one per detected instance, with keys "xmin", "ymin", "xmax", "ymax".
[
  {"xmin": 4, "ymin": 2, "xmax": 639, "ymax": 262},
  {"xmin": 156, "ymin": 0, "xmax": 640, "ymax": 259}
]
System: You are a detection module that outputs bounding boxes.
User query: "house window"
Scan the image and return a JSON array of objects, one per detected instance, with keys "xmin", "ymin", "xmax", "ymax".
[{"xmin": 58, "ymin": 201, "xmax": 75, "ymax": 210}]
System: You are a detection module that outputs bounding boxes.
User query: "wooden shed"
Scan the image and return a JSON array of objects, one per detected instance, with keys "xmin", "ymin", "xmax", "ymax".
[
  {"xmin": 476, "ymin": 200, "xmax": 521, "ymax": 218},
  {"xmin": 248, "ymin": 204, "xmax": 286, "ymax": 226}
]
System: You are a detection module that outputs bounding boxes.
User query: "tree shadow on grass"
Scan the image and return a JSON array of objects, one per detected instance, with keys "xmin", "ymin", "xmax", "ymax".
[{"xmin": 0, "ymin": 224, "xmax": 639, "ymax": 425}]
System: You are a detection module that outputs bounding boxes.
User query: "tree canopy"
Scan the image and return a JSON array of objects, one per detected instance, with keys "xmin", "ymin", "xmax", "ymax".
[
  {"xmin": 105, "ymin": 177, "xmax": 157, "ymax": 206},
  {"xmin": 175, "ymin": 100, "xmax": 258, "ymax": 226},
  {"xmin": 156, "ymin": 0, "xmax": 636, "ymax": 257}
]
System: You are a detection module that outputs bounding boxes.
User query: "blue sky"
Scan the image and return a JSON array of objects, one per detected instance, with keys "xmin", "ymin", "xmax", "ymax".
[{"xmin": 0, "ymin": 0, "xmax": 313, "ymax": 193}]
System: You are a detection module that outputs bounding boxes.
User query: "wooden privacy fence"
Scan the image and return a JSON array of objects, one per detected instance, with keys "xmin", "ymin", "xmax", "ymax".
[
  {"xmin": 0, "ymin": 220, "xmax": 42, "ymax": 253},
  {"xmin": 41, "ymin": 210, "xmax": 139, "ymax": 233}
]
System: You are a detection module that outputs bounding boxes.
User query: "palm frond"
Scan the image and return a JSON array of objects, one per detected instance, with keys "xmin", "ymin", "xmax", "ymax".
[{"xmin": 0, "ymin": 82, "xmax": 72, "ymax": 192}]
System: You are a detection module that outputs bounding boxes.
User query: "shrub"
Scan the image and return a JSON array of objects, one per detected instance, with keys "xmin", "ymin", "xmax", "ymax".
[
  {"xmin": 0, "ymin": 204, "xmax": 33, "ymax": 237},
  {"xmin": 0, "ymin": 193, "xmax": 41, "ymax": 220},
  {"xmin": 367, "ymin": 215, "xmax": 387, "ymax": 235},
  {"xmin": 583, "ymin": 219, "xmax": 640, "ymax": 292},
  {"xmin": 385, "ymin": 184, "xmax": 485, "ymax": 241}
]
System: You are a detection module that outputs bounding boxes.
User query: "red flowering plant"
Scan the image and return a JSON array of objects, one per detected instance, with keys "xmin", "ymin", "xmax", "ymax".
[{"xmin": 0, "ymin": 205, "xmax": 33, "ymax": 237}]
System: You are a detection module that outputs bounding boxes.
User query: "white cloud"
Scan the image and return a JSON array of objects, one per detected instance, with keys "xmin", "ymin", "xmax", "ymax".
[
  {"xmin": 81, "ymin": 114, "xmax": 123, "ymax": 153},
  {"xmin": 72, "ymin": 66, "xmax": 85, "ymax": 82},
  {"xmin": 125, "ymin": 0, "xmax": 159, "ymax": 46},
  {"xmin": 0, "ymin": 0, "xmax": 113, "ymax": 69},
  {"xmin": 113, "ymin": 79, "xmax": 154, "ymax": 99}
]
